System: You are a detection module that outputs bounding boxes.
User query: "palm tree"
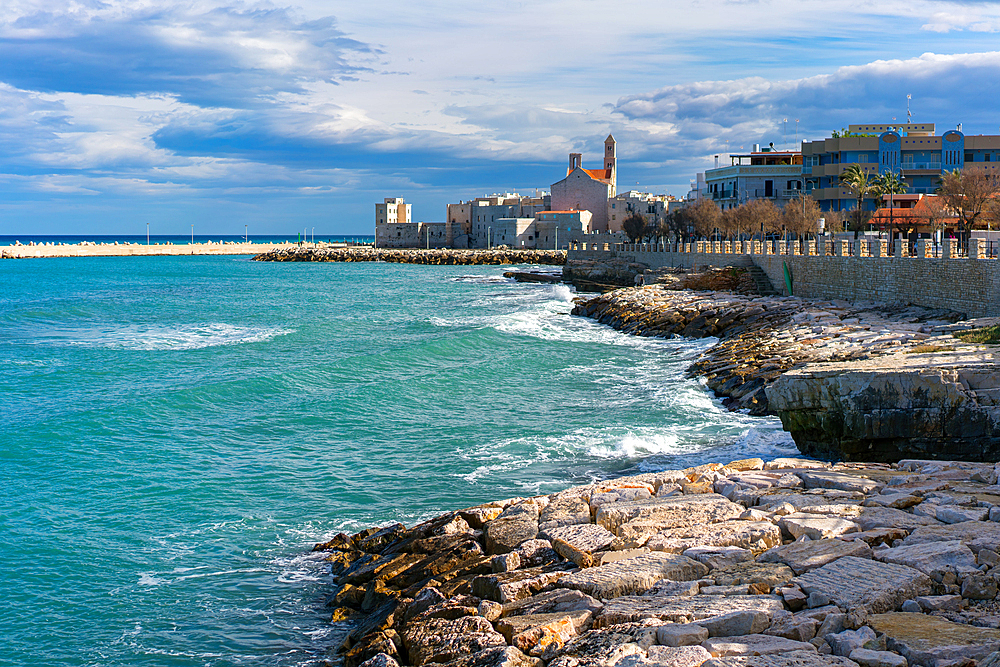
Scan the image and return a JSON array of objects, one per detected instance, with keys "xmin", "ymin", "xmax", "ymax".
[
  {"xmin": 839, "ymin": 164, "xmax": 874, "ymax": 229},
  {"xmin": 872, "ymin": 171, "xmax": 908, "ymax": 240}
]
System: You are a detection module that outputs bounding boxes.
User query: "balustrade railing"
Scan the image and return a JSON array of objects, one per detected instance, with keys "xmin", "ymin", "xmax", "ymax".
[{"xmin": 576, "ymin": 238, "xmax": 989, "ymax": 260}]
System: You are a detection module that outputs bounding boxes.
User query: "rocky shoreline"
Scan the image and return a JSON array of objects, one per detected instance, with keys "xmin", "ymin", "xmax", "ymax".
[
  {"xmin": 316, "ymin": 456, "xmax": 1000, "ymax": 667},
  {"xmin": 252, "ymin": 247, "xmax": 567, "ymax": 265}
]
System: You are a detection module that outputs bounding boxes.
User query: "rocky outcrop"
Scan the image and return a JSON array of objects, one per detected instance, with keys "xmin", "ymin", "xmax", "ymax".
[
  {"xmin": 562, "ymin": 258, "xmax": 650, "ymax": 290},
  {"xmin": 768, "ymin": 351, "xmax": 1000, "ymax": 462},
  {"xmin": 316, "ymin": 457, "xmax": 1000, "ymax": 667},
  {"xmin": 253, "ymin": 247, "xmax": 566, "ymax": 265}
]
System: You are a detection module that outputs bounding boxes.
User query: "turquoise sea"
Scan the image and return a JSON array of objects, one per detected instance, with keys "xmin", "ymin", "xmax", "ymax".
[{"xmin": 0, "ymin": 255, "xmax": 795, "ymax": 666}]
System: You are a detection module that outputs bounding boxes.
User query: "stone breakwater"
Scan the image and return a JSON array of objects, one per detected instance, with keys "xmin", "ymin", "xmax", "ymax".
[
  {"xmin": 316, "ymin": 457, "xmax": 1000, "ymax": 667},
  {"xmin": 1, "ymin": 240, "xmax": 296, "ymax": 259},
  {"xmin": 569, "ymin": 286, "xmax": 965, "ymax": 417},
  {"xmin": 252, "ymin": 247, "xmax": 567, "ymax": 266}
]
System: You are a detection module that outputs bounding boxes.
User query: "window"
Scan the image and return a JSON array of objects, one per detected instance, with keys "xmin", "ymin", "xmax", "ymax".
[{"xmin": 966, "ymin": 152, "xmax": 974, "ymax": 162}]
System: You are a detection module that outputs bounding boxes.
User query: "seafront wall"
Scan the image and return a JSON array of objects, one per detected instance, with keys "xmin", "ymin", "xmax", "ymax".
[
  {"xmin": 569, "ymin": 241, "xmax": 1000, "ymax": 318},
  {"xmin": 253, "ymin": 247, "xmax": 566, "ymax": 265},
  {"xmin": 1, "ymin": 241, "xmax": 298, "ymax": 259}
]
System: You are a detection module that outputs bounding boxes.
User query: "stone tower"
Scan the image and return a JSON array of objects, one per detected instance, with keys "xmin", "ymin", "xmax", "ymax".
[{"xmin": 604, "ymin": 134, "xmax": 617, "ymax": 195}]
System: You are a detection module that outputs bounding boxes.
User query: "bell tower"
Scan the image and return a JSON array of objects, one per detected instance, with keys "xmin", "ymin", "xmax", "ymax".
[{"xmin": 604, "ymin": 134, "xmax": 617, "ymax": 195}]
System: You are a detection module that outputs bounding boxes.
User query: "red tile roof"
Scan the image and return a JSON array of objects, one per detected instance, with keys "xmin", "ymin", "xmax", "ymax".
[{"xmin": 582, "ymin": 168, "xmax": 612, "ymax": 181}]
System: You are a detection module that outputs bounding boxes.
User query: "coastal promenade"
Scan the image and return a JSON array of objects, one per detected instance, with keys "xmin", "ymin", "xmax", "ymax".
[
  {"xmin": 321, "ymin": 455, "xmax": 1000, "ymax": 667},
  {"xmin": 0, "ymin": 240, "xmax": 301, "ymax": 259},
  {"xmin": 253, "ymin": 247, "xmax": 567, "ymax": 265}
]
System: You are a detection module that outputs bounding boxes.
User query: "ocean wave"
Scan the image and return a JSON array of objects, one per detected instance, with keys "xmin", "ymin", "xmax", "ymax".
[{"xmin": 21, "ymin": 323, "xmax": 294, "ymax": 351}]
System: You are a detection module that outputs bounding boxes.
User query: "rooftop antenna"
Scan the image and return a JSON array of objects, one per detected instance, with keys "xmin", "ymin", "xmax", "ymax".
[
  {"xmin": 795, "ymin": 119, "xmax": 799, "ymax": 148},
  {"xmin": 906, "ymin": 94, "xmax": 912, "ymax": 124},
  {"xmin": 783, "ymin": 118, "xmax": 788, "ymax": 150}
]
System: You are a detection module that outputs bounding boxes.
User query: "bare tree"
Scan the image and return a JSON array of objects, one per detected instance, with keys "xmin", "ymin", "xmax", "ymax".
[
  {"xmin": 736, "ymin": 199, "xmax": 780, "ymax": 240},
  {"xmin": 822, "ymin": 209, "xmax": 847, "ymax": 234},
  {"xmin": 780, "ymin": 195, "xmax": 822, "ymax": 239},
  {"xmin": 913, "ymin": 196, "xmax": 952, "ymax": 238},
  {"xmin": 939, "ymin": 167, "xmax": 1000, "ymax": 243},
  {"xmin": 685, "ymin": 198, "xmax": 722, "ymax": 240},
  {"xmin": 622, "ymin": 213, "xmax": 646, "ymax": 242}
]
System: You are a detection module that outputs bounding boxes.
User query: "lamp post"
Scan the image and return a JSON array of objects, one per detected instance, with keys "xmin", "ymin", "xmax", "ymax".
[
  {"xmin": 146, "ymin": 222, "xmax": 149, "ymax": 246},
  {"xmin": 191, "ymin": 224, "xmax": 194, "ymax": 245},
  {"xmin": 245, "ymin": 224, "xmax": 248, "ymax": 244}
]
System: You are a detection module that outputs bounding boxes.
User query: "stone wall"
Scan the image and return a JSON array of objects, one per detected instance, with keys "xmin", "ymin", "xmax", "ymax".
[{"xmin": 569, "ymin": 242, "xmax": 1000, "ymax": 318}]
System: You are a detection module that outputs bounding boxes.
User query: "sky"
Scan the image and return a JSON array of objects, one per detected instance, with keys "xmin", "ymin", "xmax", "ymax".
[{"xmin": 5, "ymin": 1, "xmax": 1000, "ymax": 235}]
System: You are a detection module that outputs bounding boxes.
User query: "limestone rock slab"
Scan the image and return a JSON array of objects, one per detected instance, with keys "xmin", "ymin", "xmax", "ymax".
[
  {"xmin": 403, "ymin": 616, "xmax": 507, "ymax": 666},
  {"xmin": 486, "ymin": 503, "xmax": 540, "ymax": 555},
  {"xmin": 594, "ymin": 594, "xmax": 785, "ymax": 627},
  {"xmin": 684, "ymin": 546, "xmax": 753, "ymax": 571},
  {"xmin": 702, "ymin": 654, "xmax": 858, "ymax": 667},
  {"xmin": 596, "ymin": 495, "xmax": 744, "ymax": 536},
  {"xmin": 701, "ymin": 635, "xmax": 818, "ymax": 656},
  {"xmin": 435, "ymin": 647, "xmax": 541, "ymax": 667},
  {"xmin": 936, "ymin": 505, "xmax": 989, "ymax": 524},
  {"xmin": 473, "ymin": 565, "xmax": 572, "ymax": 603},
  {"xmin": 798, "ymin": 472, "xmax": 878, "ymax": 494},
  {"xmin": 496, "ymin": 610, "xmax": 593, "ymax": 653},
  {"xmin": 557, "ymin": 552, "xmax": 708, "ymax": 600},
  {"xmin": 780, "ymin": 516, "xmax": 859, "ymax": 540},
  {"xmin": 543, "ymin": 524, "xmax": 617, "ymax": 553},
  {"xmin": 854, "ymin": 508, "xmax": 941, "ymax": 533},
  {"xmin": 646, "ymin": 522, "xmax": 781, "ymax": 554},
  {"xmin": 873, "ymin": 540, "xmax": 978, "ymax": 576},
  {"xmin": 551, "ymin": 622, "xmax": 658, "ymax": 664},
  {"xmin": 699, "ymin": 610, "xmax": 771, "ymax": 637},
  {"xmin": 868, "ymin": 612, "xmax": 1000, "ymax": 667},
  {"xmin": 713, "ymin": 562, "xmax": 795, "ymax": 588},
  {"xmin": 759, "ymin": 539, "xmax": 873, "ymax": 575},
  {"xmin": 640, "ymin": 645, "xmax": 713, "ymax": 667},
  {"xmin": 658, "ymin": 624, "xmax": 711, "ymax": 647},
  {"xmin": 903, "ymin": 521, "xmax": 1000, "ymax": 554},
  {"xmin": 846, "ymin": 650, "xmax": 905, "ymax": 667},
  {"xmin": 503, "ymin": 589, "xmax": 604, "ymax": 618},
  {"xmin": 540, "ymin": 496, "xmax": 593, "ymax": 532},
  {"xmin": 793, "ymin": 557, "xmax": 932, "ymax": 617}
]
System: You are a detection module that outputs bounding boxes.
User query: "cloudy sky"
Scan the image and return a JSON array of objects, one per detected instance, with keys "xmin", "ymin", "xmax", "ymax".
[{"xmin": 4, "ymin": 0, "xmax": 1000, "ymax": 236}]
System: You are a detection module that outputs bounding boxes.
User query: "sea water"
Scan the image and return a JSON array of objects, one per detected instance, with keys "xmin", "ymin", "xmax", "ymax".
[{"xmin": 0, "ymin": 256, "xmax": 795, "ymax": 666}]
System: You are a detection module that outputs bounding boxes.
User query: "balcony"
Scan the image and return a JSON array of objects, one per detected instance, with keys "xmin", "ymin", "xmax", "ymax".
[{"xmin": 902, "ymin": 162, "xmax": 942, "ymax": 171}]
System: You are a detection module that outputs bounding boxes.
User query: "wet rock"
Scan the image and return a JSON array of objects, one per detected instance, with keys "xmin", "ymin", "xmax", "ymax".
[
  {"xmin": 486, "ymin": 503, "xmax": 540, "ymax": 555},
  {"xmin": 868, "ymin": 612, "xmax": 1000, "ymax": 667},
  {"xmin": 760, "ymin": 539, "xmax": 873, "ymax": 575},
  {"xmin": 557, "ymin": 552, "xmax": 708, "ymax": 600},
  {"xmin": 595, "ymin": 594, "xmax": 785, "ymax": 627},
  {"xmin": 873, "ymin": 541, "xmax": 978, "ymax": 577},
  {"xmin": 702, "ymin": 635, "xmax": 818, "ymax": 656},
  {"xmin": 793, "ymin": 557, "xmax": 932, "ymax": 618}
]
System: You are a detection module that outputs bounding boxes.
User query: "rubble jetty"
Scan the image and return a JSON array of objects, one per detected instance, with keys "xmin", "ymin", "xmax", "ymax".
[
  {"xmin": 318, "ymin": 457, "xmax": 1000, "ymax": 667},
  {"xmin": 252, "ymin": 247, "xmax": 566, "ymax": 266}
]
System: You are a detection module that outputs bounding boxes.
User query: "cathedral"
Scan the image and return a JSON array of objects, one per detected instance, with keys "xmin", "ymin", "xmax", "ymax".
[{"xmin": 550, "ymin": 135, "xmax": 617, "ymax": 232}]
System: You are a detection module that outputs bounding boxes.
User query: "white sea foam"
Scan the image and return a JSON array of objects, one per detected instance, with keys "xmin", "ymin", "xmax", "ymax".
[
  {"xmin": 32, "ymin": 323, "xmax": 294, "ymax": 351},
  {"xmin": 137, "ymin": 573, "xmax": 168, "ymax": 586}
]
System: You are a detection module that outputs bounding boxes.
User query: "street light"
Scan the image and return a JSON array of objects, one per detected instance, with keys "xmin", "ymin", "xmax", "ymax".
[
  {"xmin": 146, "ymin": 222, "xmax": 149, "ymax": 246},
  {"xmin": 191, "ymin": 224, "xmax": 194, "ymax": 245}
]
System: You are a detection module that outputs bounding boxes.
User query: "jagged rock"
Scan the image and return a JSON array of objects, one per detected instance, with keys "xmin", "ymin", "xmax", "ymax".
[
  {"xmin": 496, "ymin": 610, "xmax": 593, "ymax": 653},
  {"xmin": 550, "ymin": 622, "xmax": 658, "ymax": 664},
  {"xmin": 592, "ymin": 488, "xmax": 653, "ymax": 512},
  {"xmin": 683, "ymin": 546, "xmax": 753, "ymax": 570},
  {"xmin": 502, "ymin": 589, "xmax": 604, "ymax": 618},
  {"xmin": 701, "ymin": 653, "xmax": 858, "ymax": 667},
  {"xmin": 868, "ymin": 612, "xmax": 1000, "ymax": 667},
  {"xmin": 646, "ymin": 521, "xmax": 781, "ymax": 554},
  {"xmin": 473, "ymin": 565, "xmax": 573, "ymax": 603},
  {"xmin": 847, "ymin": 528, "xmax": 911, "ymax": 547},
  {"xmin": 461, "ymin": 505, "xmax": 506, "ymax": 529},
  {"xmin": 402, "ymin": 615, "xmax": 507, "ymax": 665},
  {"xmin": 702, "ymin": 635, "xmax": 818, "ymax": 656},
  {"xmin": 435, "ymin": 646, "xmax": 542, "ymax": 667},
  {"xmin": 779, "ymin": 516, "xmax": 859, "ymax": 540},
  {"xmin": 961, "ymin": 573, "xmax": 998, "ymax": 600},
  {"xmin": 913, "ymin": 595, "xmax": 963, "ymax": 611},
  {"xmin": 797, "ymin": 472, "xmax": 878, "ymax": 494},
  {"xmin": 847, "ymin": 649, "xmax": 906, "ymax": 667},
  {"xmin": 626, "ymin": 645, "xmax": 713, "ymax": 667},
  {"xmin": 359, "ymin": 653, "xmax": 401, "ymax": 667},
  {"xmin": 557, "ymin": 552, "xmax": 708, "ymax": 599},
  {"xmin": 765, "ymin": 614, "xmax": 819, "ymax": 642},
  {"xmin": 594, "ymin": 594, "xmax": 785, "ymax": 627},
  {"xmin": 713, "ymin": 562, "xmax": 795, "ymax": 588},
  {"xmin": 936, "ymin": 506, "xmax": 990, "ymax": 524},
  {"xmin": 596, "ymin": 495, "xmax": 744, "ymax": 537},
  {"xmin": 658, "ymin": 624, "xmax": 711, "ymax": 647},
  {"xmin": 760, "ymin": 539, "xmax": 873, "ymax": 575},
  {"xmin": 793, "ymin": 557, "xmax": 932, "ymax": 618},
  {"xmin": 486, "ymin": 503, "xmax": 540, "ymax": 555},
  {"xmin": 480, "ymin": 600, "xmax": 503, "ymax": 621},
  {"xmin": 825, "ymin": 627, "xmax": 879, "ymax": 657},
  {"xmin": 873, "ymin": 540, "xmax": 979, "ymax": 577}
]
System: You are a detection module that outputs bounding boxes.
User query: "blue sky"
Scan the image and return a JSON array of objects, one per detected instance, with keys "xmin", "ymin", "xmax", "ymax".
[{"xmin": 4, "ymin": 0, "xmax": 1000, "ymax": 235}]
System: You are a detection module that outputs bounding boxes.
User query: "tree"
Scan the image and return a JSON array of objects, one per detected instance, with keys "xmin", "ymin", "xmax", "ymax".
[
  {"xmin": 822, "ymin": 209, "xmax": 847, "ymax": 234},
  {"xmin": 839, "ymin": 164, "xmax": 875, "ymax": 229},
  {"xmin": 685, "ymin": 198, "xmax": 722, "ymax": 239},
  {"xmin": 736, "ymin": 199, "xmax": 780, "ymax": 240},
  {"xmin": 622, "ymin": 213, "xmax": 646, "ymax": 242},
  {"xmin": 913, "ymin": 196, "xmax": 952, "ymax": 238},
  {"xmin": 871, "ymin": 171, "xmax": 909, "ymax": 238},
  {"xmin": 938, "ymin": 167, "xmax": 1000, "ymax": 242},
  {"xmin": 780, "ymin": 195, "xmax": 822, "ymax": 239}
]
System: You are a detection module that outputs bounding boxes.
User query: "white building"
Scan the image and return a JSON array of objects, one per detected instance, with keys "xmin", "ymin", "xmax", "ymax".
[
  {"xmin": 550, "ymin": 135, "xmax": 617, "ymax": 232},
  {"xmin": 375, "ymin": 197, "xmax": 411, "ymax": 225}
]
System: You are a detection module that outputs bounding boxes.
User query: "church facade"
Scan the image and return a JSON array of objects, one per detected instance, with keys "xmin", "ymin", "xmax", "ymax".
[{"xmin": 550, "ymin": 135, "xmax": 617, "ymax": 232}]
